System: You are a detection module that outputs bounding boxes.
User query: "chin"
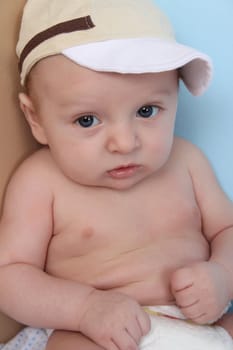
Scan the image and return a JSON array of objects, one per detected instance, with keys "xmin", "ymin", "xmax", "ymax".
[{"xmin": 104, "ymin": 175, "xmax": 149, "ymax": 191}]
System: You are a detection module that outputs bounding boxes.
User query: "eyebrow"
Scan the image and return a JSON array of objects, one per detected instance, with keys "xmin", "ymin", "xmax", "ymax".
[
  {"xmin": 146, "ymin": 88, "xmax": 177, "ymax": 99},
  {"xmin": 153, "ymin": 89, "xmax": 174, "ymax": 96}
]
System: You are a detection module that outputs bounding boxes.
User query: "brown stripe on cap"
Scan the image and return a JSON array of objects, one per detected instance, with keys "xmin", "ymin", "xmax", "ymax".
[{"xmin": 19, "ymin": 15, "xmax": 95, "ymax": 73}]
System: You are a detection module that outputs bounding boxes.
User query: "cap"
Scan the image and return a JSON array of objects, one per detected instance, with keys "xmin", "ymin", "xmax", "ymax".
[{"xmin": 16, "ymin": 0, "xmax": 213, "ymax": 95}]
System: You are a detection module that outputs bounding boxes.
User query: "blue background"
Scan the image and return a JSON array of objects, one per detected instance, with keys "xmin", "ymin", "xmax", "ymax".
[{"xmin": 155, "ymin": 0, "xmax": 233, "ymax": 200}]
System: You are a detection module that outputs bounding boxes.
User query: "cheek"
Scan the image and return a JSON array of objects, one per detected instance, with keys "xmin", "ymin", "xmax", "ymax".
[
  {"xmin": 144, "ymin": 124, "xmax": 175, "ymax": 164},
  {"xmin": 147, "ymin": 136, "xmax": 173, "ymax": 158},
  {"xmin": 49, "ymin": 138, "xmax": 99, "ymax": 176}
]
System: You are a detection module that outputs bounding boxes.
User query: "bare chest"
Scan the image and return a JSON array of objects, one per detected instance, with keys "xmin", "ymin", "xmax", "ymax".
[
  {"xmin": 45, "ymin": 169, "xmax": 210, "ymax": 303},
  {"xmin": 47, "ymin": 171, "xmax": 202, "ymax": 261}
]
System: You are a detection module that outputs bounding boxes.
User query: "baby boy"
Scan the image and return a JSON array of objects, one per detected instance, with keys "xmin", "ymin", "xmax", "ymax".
[{"xmin": 0, "ymin": 1, "xmax": 233, "ymax": 349}]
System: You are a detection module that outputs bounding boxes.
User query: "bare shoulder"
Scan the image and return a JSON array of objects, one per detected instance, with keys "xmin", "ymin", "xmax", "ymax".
[
  {"xmin": 170, "ymin": 137, "xmax": 213, "ymax": 174},
  {"xmin": 14, "ymin": 147, "xmax": 55, "ymax": 176},
  {"xmin": 8, "ymin": 147, "xmax": 56, "ymax": 190},
  {"xmin": 2, "ymin": 147, "xmax": 57, "ymax": 216},
  {"xmin": 172, "ymin": 137, "xmax": 206, "ymax": 162}
]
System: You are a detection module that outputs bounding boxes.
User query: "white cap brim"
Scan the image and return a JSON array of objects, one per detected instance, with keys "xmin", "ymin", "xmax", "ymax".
[{"xmin": 62, "ymin": 38, "xmax": 213, "ymax": 96}]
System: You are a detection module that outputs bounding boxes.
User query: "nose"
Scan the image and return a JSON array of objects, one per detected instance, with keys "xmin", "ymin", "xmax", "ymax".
[{"xmin": 106, "ymin": 122, "xmax": 141, "ymax": 154}]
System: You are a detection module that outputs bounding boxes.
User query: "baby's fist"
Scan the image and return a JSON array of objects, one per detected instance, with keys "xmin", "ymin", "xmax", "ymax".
[{"xmin": 171, "ymin": 261, "xmax": 231, "ymax": 324}]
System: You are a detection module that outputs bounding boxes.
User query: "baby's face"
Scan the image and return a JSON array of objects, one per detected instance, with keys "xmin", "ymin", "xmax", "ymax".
[{"xmin": 26, "ymin": 55, "xmax": 178, "ymax": 190}]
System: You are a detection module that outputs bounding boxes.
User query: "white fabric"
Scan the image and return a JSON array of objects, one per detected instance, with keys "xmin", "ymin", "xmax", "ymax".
[
  {"xmin": 62, "ymin": 37, "xmax": 213, "ymax": 96},
  {"xmin": 140, "ymin": 305, "xmax": 233, "ymax": 350},
  {"xmin": 0, "ymin": 328, "xmax": 50, "ymax": 350}
]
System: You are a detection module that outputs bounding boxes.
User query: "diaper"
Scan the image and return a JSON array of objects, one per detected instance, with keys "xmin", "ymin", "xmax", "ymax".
[{"xmin": 140, "ymin": 305, "xmax": 233, "ymax": 350}]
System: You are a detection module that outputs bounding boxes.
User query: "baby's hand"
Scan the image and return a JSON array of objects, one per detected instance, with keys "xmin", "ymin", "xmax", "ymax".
[
  {"xmin": 171, "ymin": 261, "xmax": 231, "ymax": 324},
  {"xmin": 78, "ymin": 289, "xmax": 151, "ymax": 350}
]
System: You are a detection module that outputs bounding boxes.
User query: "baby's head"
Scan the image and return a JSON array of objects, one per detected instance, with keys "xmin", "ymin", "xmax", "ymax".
[
  {"xmin": 16, "ymin": 0, "xmax": 213, "ymax": 190},
  {"xmin": 17, "ymin": 0, "xmax": 212, "ymax": 95}
]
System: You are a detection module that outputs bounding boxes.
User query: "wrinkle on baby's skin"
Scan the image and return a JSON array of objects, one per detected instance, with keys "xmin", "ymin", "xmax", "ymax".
[{"xmin": 103, "ymin": 246, "xmax": 146, "ymax": 262}]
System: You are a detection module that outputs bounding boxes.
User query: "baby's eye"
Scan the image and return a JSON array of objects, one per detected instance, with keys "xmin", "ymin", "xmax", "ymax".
[
  {"xmin": 137, "ymin": 105, "xmax": 160, "ymax": 119},
  {"xmin": 75, "ymin": 115, "xmax": 100, "ymax": 128}
]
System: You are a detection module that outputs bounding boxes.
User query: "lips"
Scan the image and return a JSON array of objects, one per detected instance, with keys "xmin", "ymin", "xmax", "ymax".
[{"xmin": 107, "ymin": 164, "xmax": 141, "ymax": 179}]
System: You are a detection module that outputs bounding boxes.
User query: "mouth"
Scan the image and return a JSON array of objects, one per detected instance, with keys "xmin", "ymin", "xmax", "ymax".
[{"xmin": 107, "ymin": 164, "xmax": 141, "ymax": 179}]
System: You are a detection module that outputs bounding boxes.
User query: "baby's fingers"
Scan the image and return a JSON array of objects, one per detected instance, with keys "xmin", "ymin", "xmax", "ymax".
[
  {"xmin": 112, "ymin": 328, "xmax": 139, "ymax": 350},
  {"xmin": 179, "ymin": 300, "xmax": 205, "ymax": 321},
  {"xmin": 125, "ymin": 319, "xmax": 143, "ymax": 344},
  {"xmin": 171, "ymin": 267, "xmax": 194, "ymax": 294},
  {"xmin": 173, "ymin": 285, "xmax": 198, "ymax": 309},
  {"xmin": 136, "ymin": 309, "xmax": 151, "ymax": 336}
]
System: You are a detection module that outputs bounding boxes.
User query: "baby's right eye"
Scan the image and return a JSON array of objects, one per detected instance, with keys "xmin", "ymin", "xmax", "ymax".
[{"xmin": 75, "ymin": 115, "xmax": 100, "ymax": 128}]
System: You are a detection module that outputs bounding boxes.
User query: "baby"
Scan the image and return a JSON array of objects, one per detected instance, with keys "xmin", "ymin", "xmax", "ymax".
[{"xmin": 0, "ymin": 0, "xmax": 233, "ymax": 349}]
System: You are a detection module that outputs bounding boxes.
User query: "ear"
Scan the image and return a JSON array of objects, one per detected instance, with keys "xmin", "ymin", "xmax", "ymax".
[{"xmin": 19, "ymin": 92, "xmax": 48, "ymax": 145}]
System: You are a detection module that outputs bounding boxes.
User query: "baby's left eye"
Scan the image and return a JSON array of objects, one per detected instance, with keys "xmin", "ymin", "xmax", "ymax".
[
  {"xmin": 75, "ymin": 115, "xmax": 100, "ymax": 128},
  {"xmin": 137, "ymin": 105, "xmax": 160, "ymax": 119}
]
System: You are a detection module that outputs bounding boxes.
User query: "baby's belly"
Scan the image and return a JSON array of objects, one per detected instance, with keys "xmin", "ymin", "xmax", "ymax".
[{"xmin": 46, "ymin": 233, "xmax": 209, "ymax": 305}]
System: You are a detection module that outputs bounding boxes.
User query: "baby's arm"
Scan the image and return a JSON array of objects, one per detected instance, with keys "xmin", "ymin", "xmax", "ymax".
[
  {"xmin": 0, "ymin": 152, "xmax": 149, "ymax": 350},
  {"xmin": 0, "ymin": 154, "xmax": 94, "ymax": 330},
  {"xmin": 171, "ymin": 140, "xmax": 233, "ymax": 324}
]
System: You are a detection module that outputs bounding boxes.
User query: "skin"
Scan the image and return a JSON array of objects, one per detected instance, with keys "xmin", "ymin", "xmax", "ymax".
[{"xmin": 0, "ymin": 55, "xmax": 233, "ymax": 350}]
